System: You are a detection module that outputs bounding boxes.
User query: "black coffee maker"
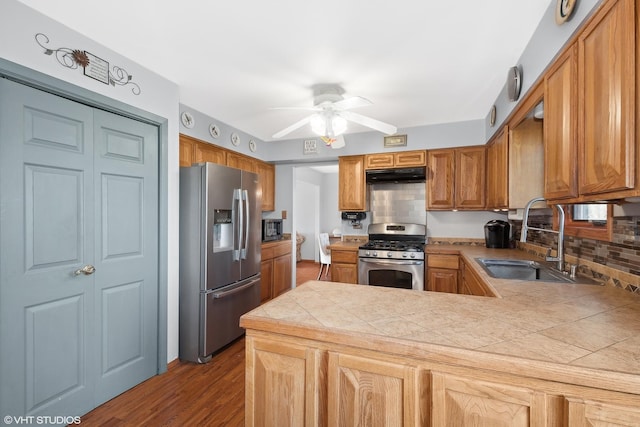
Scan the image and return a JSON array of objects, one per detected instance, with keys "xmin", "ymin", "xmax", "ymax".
[{"xmin": 484, "ymin": 220, "xmax": 512, "ymax": 248}]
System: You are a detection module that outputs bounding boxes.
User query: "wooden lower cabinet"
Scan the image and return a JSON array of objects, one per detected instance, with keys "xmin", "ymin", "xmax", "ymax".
[
  {"xmin": 329, "ymin": 248, "xmax": 358, "ymax": 284},
  {"xmin": 566, "ymin": 397, "xmax": 640, "ymax": 426},
  {"xmin": 245, "ymin": 336, "xmax": 326, "ymax": 427},
  {"xmin": 260, "ymin": 241, "xmax": 292, "ymax": 303},
  {"xmin": 432, "ymin": 372, "xmax": 555, "ymax": 427},
  {"xmin": 460, "ymin": 258, "xmax": 496, "ymax": 297},
  {"xmin": 244, "ymin": 331, "xmax": 640, "ymax": 427},
  {"xmin": 328, "ymin": 352, "xmax": 425, "ymax": 426},
  {"xmin": 427, "ymin": 254, "xmax": 459, "ymax": 293}
]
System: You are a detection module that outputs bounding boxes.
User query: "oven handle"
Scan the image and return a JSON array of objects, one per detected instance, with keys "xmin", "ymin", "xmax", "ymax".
[{"xmin": 359, "ymin": 258, "xmax": 423, "ymax": 266}]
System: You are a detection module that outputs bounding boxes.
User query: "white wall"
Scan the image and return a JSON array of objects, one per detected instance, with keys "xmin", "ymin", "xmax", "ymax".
[
  {"xmin": 1, "ymin": 0, "xmax": 181, "ymax": 363},
  {"xmin": 294, "ymin": 180, "xmax": 319, "ymax": 260}
]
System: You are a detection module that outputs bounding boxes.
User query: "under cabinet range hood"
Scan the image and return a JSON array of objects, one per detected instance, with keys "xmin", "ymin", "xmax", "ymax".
[{"xmin": 366, "ymin": 167, "xmax": 426, "ymax": 183}]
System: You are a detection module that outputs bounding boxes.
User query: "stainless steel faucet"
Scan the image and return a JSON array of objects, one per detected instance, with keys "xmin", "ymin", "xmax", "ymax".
[{"xmin": 520, "ymin": 197, "xmax": 565, "ymax": 272}]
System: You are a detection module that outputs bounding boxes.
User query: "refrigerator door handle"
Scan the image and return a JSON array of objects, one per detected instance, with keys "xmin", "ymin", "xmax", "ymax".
[
  {"xmin": 233, "ymin": 188, "xmax": 242, "ymax": 261},
  {"xmin": 241, "ymin": 189, "xmax": 249, "ymax": 259},
  {"xmin": 212, "ymin": 277, "xmax": 260, "ymax": 299}
]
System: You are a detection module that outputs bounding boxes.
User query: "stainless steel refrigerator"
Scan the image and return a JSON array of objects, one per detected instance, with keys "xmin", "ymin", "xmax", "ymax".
[{"xmin": 179, "ymin": 162, "xmax": 262, "ymax": 363}]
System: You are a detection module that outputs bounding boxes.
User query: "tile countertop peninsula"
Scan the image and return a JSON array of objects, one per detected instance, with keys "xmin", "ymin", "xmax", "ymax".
[{"xmin": 241, "ymin": 246, "xmax": 640, "ymax": 396}]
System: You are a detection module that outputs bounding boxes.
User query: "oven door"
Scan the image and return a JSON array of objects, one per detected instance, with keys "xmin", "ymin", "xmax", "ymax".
[{"xmin": 358, "ymin": 258, "xmax": 424, "ymax": 291}]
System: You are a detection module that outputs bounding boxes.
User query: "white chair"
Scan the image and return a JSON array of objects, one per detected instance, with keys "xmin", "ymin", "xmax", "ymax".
[{"xmin": 317, "ymin": 233, "xmax": 331, "ymax": 280}]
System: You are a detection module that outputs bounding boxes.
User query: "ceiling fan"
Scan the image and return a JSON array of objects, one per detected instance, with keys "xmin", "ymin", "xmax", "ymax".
[{"xmin": 271, "ymin": 84, "xmax": 398, "ymax": 145}]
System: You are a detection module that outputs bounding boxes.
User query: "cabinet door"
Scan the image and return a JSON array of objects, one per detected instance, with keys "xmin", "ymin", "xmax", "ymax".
[
  {"xmin": 486, "ymin": 127, "xmax": 509, "ymax": 210},
  {"xmin": 338, "ymin": 155, "xmax": 367, "ymax": 211},
  {"xmin": 427, "ymin": 149, "xmax": 455, "ymax": 209},
  {"xmin": 427, "ymin": 268, "xmax": 458, "ymax": 293},
  {"xmin": 328, "ymin": 352, "xmax": 423, "ymax": 426},
  {"xmin": 365, "ymin": 153, "xmax": 395, "ymax": 169},
  {"xmin": 256, "ymin": 161, "xmax": 275, "ymax": 211},
  {"xmin": 193, "ymin": 142, "xmax": 226, "ymax": 165},
  {"xmin": 455, "ymin": 146, "xmax": 486, "ymax": 209},
  {"xmin": 578, "ymin": 0, "xmax": 635, "ymax": 196},
  {"xmin": 544, "ymin": 45, "xmax": 578, "ymax": 200},
  {"xmin": 273, "ymin": 254, "xmax": 292, "ymax": 297},
  {"xmin": 179, "ymin": 135, "xmax": 194, "ymax": 167},
  {"xmin": 395, "ymin": 150, "xmax": 426, "ymax": 167},
  {"xmin": 566, "ymin": 397, "xmax": 640, "ymax": 426},
  {"xmin": 245, "ymin": 336, "xmax": 325, "ymax": 427},
  {"xmin": 227, "ymin": 152, "xmax": 257, "ymax": 173},
  {"xmin": 259, "ymin": 259, "xmax": 273, "ymax": 304},
  {"xmin": 432, "ymin": 372, "xmax": 550, "ymax": 427},
  {"xmin": 331, "ymin": 263, "xmax": 358, "ymax": 284}
]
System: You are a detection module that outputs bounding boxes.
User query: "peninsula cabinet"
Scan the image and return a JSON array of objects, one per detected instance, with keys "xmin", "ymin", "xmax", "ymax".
[
  {"xmin": 245, "ymin": 336, "xmax": 325, "ymax": 426},
  {"xmin": 427, "ymin": 146, "xmax": 486, "ymax": 210},
  {"xmin": 328, "ymin": 352, "xmax": 425, "ymax": 426},
  {"xmin": 244, "ymin": 329, "xmax": 640, "ymax": 427},
  {"xmin": 486, "ymin": 126, "xmax": 509, "ymax": 210},
  {"xmin": 566, "ymin": 397, "xmax": 640, "ymax": 426},
  {"xmin": 544, "ymin": 0, "xmax": 638, "ymax": 202},
  {"xmin": 338, "ymin": 155, "xmax": 367, "ymax": 211},
  {"xmin": 365, "ymin": 150, "xmax": 426, "ymax": 169},
  {"xmin": 431, "ymin": 372, "xmax": 555, "ymax": 426}
]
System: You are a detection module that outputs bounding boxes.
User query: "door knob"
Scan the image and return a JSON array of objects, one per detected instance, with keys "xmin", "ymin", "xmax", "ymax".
[{"xmin": 74, "ymin": 265, "xmax": 96, "ymax": 276}]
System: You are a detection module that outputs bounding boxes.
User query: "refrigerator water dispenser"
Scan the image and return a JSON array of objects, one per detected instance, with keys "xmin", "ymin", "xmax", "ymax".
[{"xmin": 213, "ymin": 209, "xmax": 233, "ymax": 252}]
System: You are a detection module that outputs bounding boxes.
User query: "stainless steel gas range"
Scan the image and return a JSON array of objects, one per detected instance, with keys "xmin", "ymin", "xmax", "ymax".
[{"xmin": 358, "ymin": 223, "xmax": 426, "ymax": 291}]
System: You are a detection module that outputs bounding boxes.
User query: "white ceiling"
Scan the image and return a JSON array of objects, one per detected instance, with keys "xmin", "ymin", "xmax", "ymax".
[{"xmin": 18, "ymin": 0, "xmax": 552, "ymax": 142}]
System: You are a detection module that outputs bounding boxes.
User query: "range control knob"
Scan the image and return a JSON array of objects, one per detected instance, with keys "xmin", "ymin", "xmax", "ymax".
[
  {"xmin": 387, "ymin": 252, "xmax": 393, "ymax": 258},
  {"xmin": 372, "ymin": 251, "xmax": 378, "ymax": 257},
  {"xmin": 410, "ymin": 253, "xmax": 416, "ymax": 258},
  {"xmin": 365, "ymin": 251, "xmax": 370, "ymax": 256},
  {"xmin": 402, "ymin": 253, "xmax": 408, "ymax": 258}
]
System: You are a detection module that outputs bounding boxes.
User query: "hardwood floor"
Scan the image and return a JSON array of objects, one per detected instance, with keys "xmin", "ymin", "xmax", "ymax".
[{"xmin": 81, "ymin": 261, "xmax": 324, "ymax": 426}]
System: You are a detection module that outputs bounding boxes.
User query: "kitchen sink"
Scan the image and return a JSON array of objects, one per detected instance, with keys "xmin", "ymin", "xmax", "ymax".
[{"xmin": 475, "ymin": 258, "xmax": 598, "ymax": 284}]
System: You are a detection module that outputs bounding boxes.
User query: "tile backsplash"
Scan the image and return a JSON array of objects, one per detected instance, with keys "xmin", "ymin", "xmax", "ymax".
[
  {"xmin": 370, "ymin": 182, "xmax": 426, "ymax": 225},
  {"xmin": 511, "ymin": 213, "xmax": 640, "ymax": 293}
]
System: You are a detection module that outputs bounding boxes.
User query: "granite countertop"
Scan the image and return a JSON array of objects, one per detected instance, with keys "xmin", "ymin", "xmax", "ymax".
[{"xmin": 241, "ymin": 245, "xmax": 640, "ymax": 394}]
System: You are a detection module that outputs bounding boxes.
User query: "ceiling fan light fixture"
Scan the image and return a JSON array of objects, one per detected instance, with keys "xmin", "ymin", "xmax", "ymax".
[
  {"xmin": 310, "ymin": 112, "xmax": 348, "ymax": 138},
  {"xmin": 331, "ymin": 115, "xmax": 347, "ymax": 135},
  {"xmin": 310, "ymin": 113, "xmax": 326, "ymax": 135}
]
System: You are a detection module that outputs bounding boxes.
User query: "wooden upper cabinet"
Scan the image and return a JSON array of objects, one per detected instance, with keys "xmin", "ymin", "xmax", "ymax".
[
  {"xmin": 365, "ymin": 153, "xmax": 394, "ymax": 169},
  {"xmin": 455, "ymin": 146, "xmax": 486, "ymax": 209},
  {"xmin": 365, "ymin": 150, "xmax": 426, "ymax": 169},
  {"xmin": 180, "ymin": 134, "xmax": 275, "ymax": 211},
  {"xmin": 395, "ymin": 150, "xmax": 426, "ymax": 167},
  {"xmin": 427, "ymin": 147, "xmax": 485, "ymax": 210},
  {"xmin": 338, "ymin": 155, "xmax": 367, "ymax": 211},
  {"xmin": 427, "ymin": 149, "xmax": 455, "ymax": 209},
  {"xmin": 227, "ymin": 151, "xmax": 256, "ymax": 173},
  {"xmin": 179, "ymin": 135, "xmax": 195, "ymax": 167},
  {"xmin": 486, "ymin": 126, "xmax": 509, "ymax": 210},
  {"xmin": 578, "ymin": 0, "xmax": 636, "ymax": 197},
  {"xmin": 544, "ymin": 44, "xmax": 579, "ymax": 200},
  {"xmin": 256, "ymin": 161, "xmax": 275, "ymax": 211}
]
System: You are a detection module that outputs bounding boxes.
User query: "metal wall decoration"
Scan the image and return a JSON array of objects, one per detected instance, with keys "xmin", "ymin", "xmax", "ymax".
[{"xmin": 35, "ymin": 33, "xmax": 141, "ymax": 95}]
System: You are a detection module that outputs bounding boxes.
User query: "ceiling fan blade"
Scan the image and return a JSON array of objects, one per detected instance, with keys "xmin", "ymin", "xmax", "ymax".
[
  {"xmin": 341, "ymin": 111, "xmax": 397, "ymax": 135},
  {"xmin": 271, "ymin": 115, "xmax": 313, "ymax": 139},
  {"xmin": 331, "ymin": 96, "xmax": 372, "ymax": 110}
]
